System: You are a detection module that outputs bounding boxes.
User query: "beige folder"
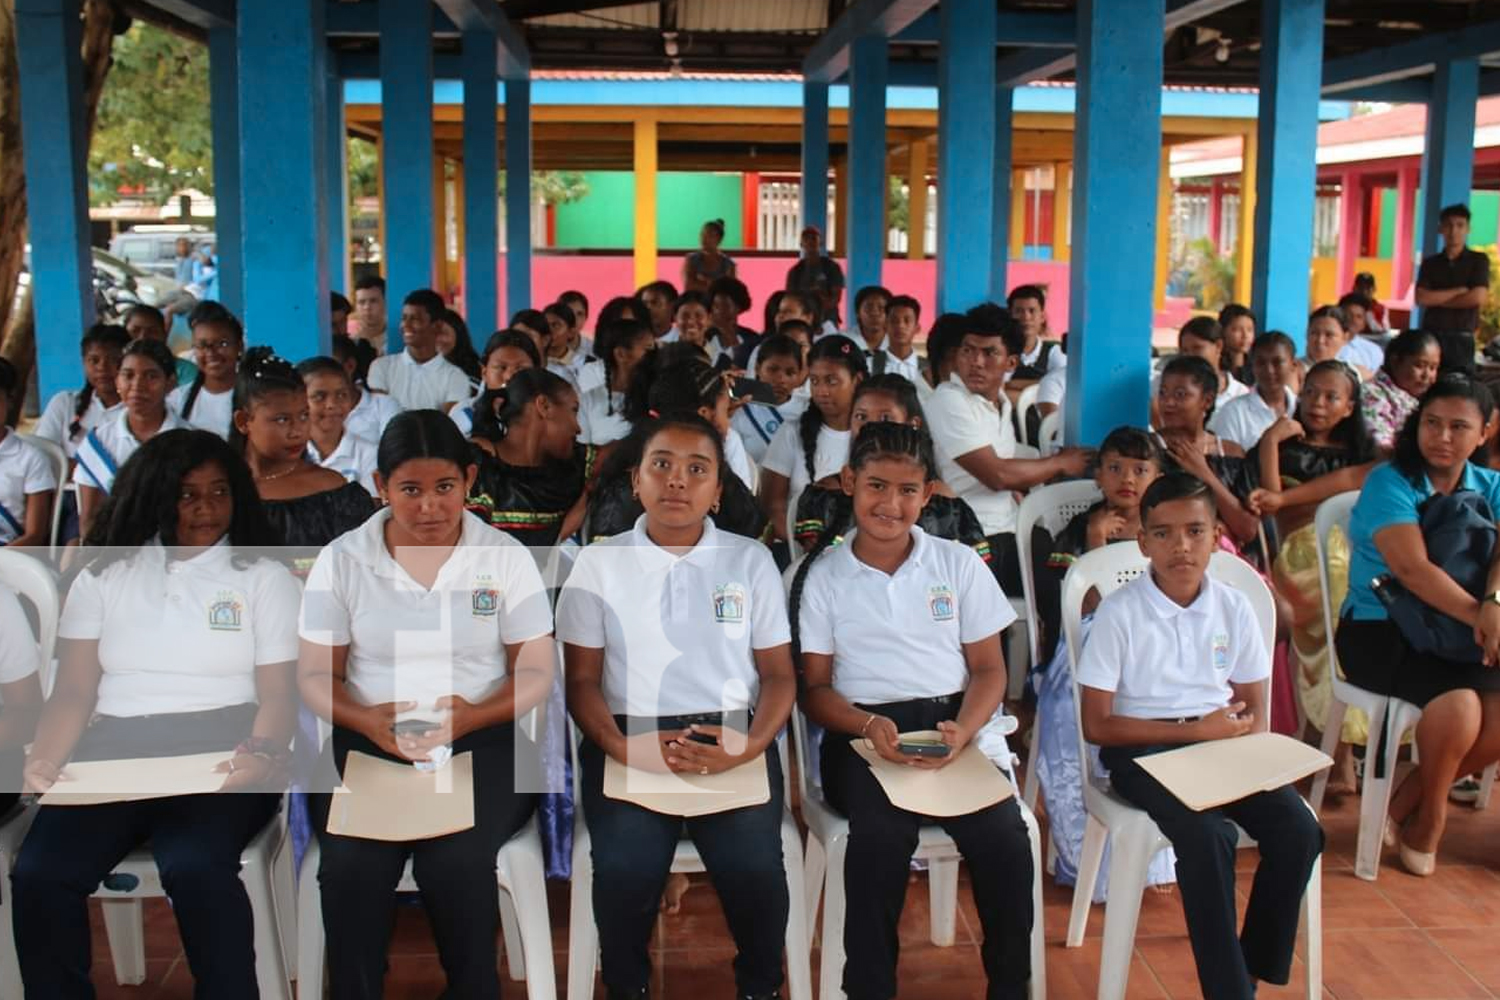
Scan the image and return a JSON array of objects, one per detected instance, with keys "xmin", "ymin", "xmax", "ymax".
[
  {"xmin": 1134, "ymin": 732, "xmax": 1333, "ymax": 812},
  {"xmin": 851, "ymin": 731, "xmax": 1014, "ymax": 817},
  {"xmin": 603, "ymin": 753, "xmax": 770, "ymax": 817},
  {"xmin": 326, "ymin": 751, "xmax": 476, "ymax": 841},
  {"xmin": 39, "ymin": 752, "xmax": 236, "ymax": 806}
]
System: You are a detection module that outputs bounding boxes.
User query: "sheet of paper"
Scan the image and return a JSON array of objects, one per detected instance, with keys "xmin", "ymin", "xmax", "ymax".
[
  {"xmin": 326, "ymin": 751, "xmax": 475, "ymax": 841},
  {"xmin": 603, "ymin": 753, "xmax": 770, "ymax": 817},
  {"xmin": 39, "ymin": 752, "xmax": 235, "ymax": 806},
  {"xmin": 1135, "ymin": 732, "xmax": 1333, "ymax": 812},
  {"xmin": 852, "ymin": 730, "xmax": 1014, "ymax": 817}
]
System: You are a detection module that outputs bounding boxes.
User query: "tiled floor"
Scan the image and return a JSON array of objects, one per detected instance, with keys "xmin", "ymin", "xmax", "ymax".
[{"xmin": 78, "ymin": 782, "xmax": 1500, "ymax": 999}]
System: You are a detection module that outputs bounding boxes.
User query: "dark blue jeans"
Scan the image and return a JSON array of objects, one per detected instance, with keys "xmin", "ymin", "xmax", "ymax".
[
  {"xmin": 579, "ymin": 717, "xmax": 789, "ymax": 996},
  {"xmin": 11, "ymin": 792, "xmax": 279, "ymax": 1000}
]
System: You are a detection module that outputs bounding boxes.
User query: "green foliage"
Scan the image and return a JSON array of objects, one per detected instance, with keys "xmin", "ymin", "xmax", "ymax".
[
  {"xmin": 89, "ymin": 22, "xmax": 212, "ymax": 205},
  {"xmin": 887, "ymin": 175, "xmax": 908, "ymax": 233},
  {"xmin": 499, "ymin": 169, "xmax": 591, "ymax": 207},
  {"xmin": 1477, "ymin": 244, "xmax": 1500, "ymax": 347},
  {"xmin": 347, "ymin": 136, "xmax": 379, "ymax": 201},
  {"xmin": 1172, "ymin": 237, "xmax": 1236, "ymax": 310}
]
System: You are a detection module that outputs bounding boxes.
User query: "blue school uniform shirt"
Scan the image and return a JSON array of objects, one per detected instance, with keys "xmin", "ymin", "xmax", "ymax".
[{"xmin": 1343, "ymin": 460, "xmax": 1500, "ymax": 620}]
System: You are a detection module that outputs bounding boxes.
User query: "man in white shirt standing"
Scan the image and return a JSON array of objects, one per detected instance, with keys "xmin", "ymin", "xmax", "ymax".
[{"xmin": 365, "ymin": 289, "xmax": 472, "ymax": 412}]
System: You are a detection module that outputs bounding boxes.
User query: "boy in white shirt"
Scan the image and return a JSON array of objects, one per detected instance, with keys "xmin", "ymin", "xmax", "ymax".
[
  {"xmin": 1076, "ymin": 473, "xmax": 1323, "ymax": 1000},
  {"xmin": 732, "ymin": 334, "xmax": 809, "ymax": 465},
  {"xmin": 873, "ymin": 294, "xmax": 925, "ymax": 385},
  {"xmin": 365, "ymin": 289, "xmax": 472, "ymax": 412}
]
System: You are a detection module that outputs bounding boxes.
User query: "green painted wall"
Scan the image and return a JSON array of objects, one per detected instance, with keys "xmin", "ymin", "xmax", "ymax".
[
  {"xmin": 1376, "ymin": 187, "xmax": 1499, "ymax": 257},
  {"xmin": 553, "ymin": 171, "xmax": 744, "ymax": 250}
]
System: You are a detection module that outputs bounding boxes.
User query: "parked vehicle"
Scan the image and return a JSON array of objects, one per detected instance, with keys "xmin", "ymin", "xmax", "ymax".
[{"xmin": 108, "ymin": 225, "xmax": 214, "ymax": 279}]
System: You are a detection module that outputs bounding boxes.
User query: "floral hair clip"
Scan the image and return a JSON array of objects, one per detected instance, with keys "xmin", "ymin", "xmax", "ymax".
[{"xmin": 648, "ymin": 408, "xmax": 661, "ymax": 419}]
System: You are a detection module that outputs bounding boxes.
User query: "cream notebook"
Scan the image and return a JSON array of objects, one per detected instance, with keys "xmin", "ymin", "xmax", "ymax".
[
  {"xmin": 852, "ymin": 731, "xmax": 1014, "ymax": 817},
  {"xmin": 326, "ymin": 751, "xmax": 476, "ymax": 841},
  {"xmin": 1134, "ymin": 732, "xmax": 1333, "ymax": 812},
  {"xmin": 603, "ymin": 754, "xmax": 770, "ymax": 817},
  {"xmin": 39, "ymin": 752, "xmax": 235, "ymax": 806}
]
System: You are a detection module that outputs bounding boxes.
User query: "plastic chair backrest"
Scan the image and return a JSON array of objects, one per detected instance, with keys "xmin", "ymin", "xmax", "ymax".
[
  {"xmin": 18, "ymin": 434, "xmax": 67, "ymax": 559},
  {"xmin": 1015, "ymin": 480, "xmax": 1104, "ymax": 665},
  {"xmin": 1015, "ymin": 383, "xmax": 1040, "ymax": 440},
  {"xmin": 1314, "ymin": 491, "xmax": 1359, "ymax": 676},
  {"xmin": 1037, "ymin": 410, "xmax": 1062, "ymax": 455},
  {"xmin": 1012, "ymin": 443, "xmax": 1040, "ymax": 461},
  {"xmin": 0, "ymin": 549, "xmax": 60, "ymax": 693}
]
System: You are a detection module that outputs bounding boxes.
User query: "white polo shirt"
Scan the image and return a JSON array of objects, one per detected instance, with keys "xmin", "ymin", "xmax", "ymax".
[
  {"xmin": 555, "ymin": 516, "xmax": 791, "ymax": 718},
  {"xmin": 0, "ymin": 432, "xmax": 57, "ymax": 545},
  {"xmin": 798, "ymin": 527, "xmax": 1016, "ymax": 704},
  {"xmin": 299, "ymin": 508, "xmax": 553, "ymax": 712},
  {"xmin": 307, "ymin": 432, "xmax": 378, "ymax": 497},
  {"xmin": 724, "ymin": 426, "xmax": 755, "ymax": 491},
  {"xmin": 925, "ymin": 375, "xmax": 1019, "ymax": 536},
  {"xmin": 732, "ymin": 395, "xmax": 809, "ymax": 466},
  {"xmin": 59, "ymin": 539, "xmax": 302, "ymax": 718},
  {"xmin": 1075, "ymin": 571, "xmax": 1269, "ymax": 720},
  {"xmin": 1206, "ymin": 385, "xmax": 1297, "ymax": 451},
  {"xmin": 1339, "ymin": 336, "xmax": 1385, "ymax": 372},
  {"xmin": 167, "ymin": 383, "xmax": 235, "ymax": 439},
  {"xmin": 366, "ymin": 350, "xmax": 472, "ymax": 411},
  {"xmin": 345, "ymin": 388, "xmax": 403, "ymax": 445},
  {"xmin": 0, "ymin": 584, "xmax": 40, "ymax": 698},
  {"xmin": 73, "ymin": 408, "xmax": 190, "ymax": 494},
  {"xmin": 1037, "ymin": 366, "xmax": 1067, "ymax": 409},
  {"xmin": 577, "ymin": 385, "xmax": 632, "ymax": 447},
  {"xmin": 761, "ymin": 415, "xmax": 851, "ymax": 496},
  {"xmin": 875, "ymin": 349, "xmax": 923, "ymax": 386},
  {"xmin": 34, "ymin": 389, "xmax": 122, "ymax": 458}
]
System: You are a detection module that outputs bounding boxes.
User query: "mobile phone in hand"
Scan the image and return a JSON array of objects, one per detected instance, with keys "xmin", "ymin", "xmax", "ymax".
[
  {"xmin": 897, "ymin": 738, "xmax": 951, "ymax": 758},
  {"xmin": 392, "ymin": 719, "xmax": 440, "ymax": 736}
]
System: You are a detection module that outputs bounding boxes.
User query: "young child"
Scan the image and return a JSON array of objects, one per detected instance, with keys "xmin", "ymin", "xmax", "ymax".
[
  {"xmin": 873, "ymin": 294, "xmax": 924, "ymax": 385},
  {"xmin": 34, "ymin": 323, "xmax": 128, "ymax": 459},
  {"xmin": 169, "ymin": 300, "xmax": 244, "ymax": 438},
  {"xmin": 333, "ymin": 333, "xmax": 403, "ymax": 444},
  {"xmin": 732, "ymin": 333, "xmax": 809, "ymax": 466},
  {"xmin": 1077, "ymin": 473, "xmax": 1323, "ymax": 1000},
  {"xmin": 451, "ymin": 330, "xmax": 542, "ymax": 439},
  {"xmin": 0, "ymin": 358, "xmax": 57, "ymax": 549},
  {"xmin": 544, "ymin": 301, "xmax": 587, "ymax": 380},
  {"xmin": 296, "ymin": 356, "xmax": 380, "ymax": 497},
  {"xmin": 1217, "ymin": 303, "xmax": 1257, "ymax": 386},
  {"xmin": 578, "ymin": 320, "xmax": 653, "ymax": 447},
  {"xmin": 845, "ymin": 285, "xmax": 890, "ymax": 354},
  {"xmin": 792, "ymin": 420, "xmax": 1034, "ymax": 1000},
  {"xmin": 366, "ymin": 289, "xmax": 473, "ymax": 412},
  {"xmin": 1208, "ymin": 330, "xmax": 1299, "ymax": 451}
]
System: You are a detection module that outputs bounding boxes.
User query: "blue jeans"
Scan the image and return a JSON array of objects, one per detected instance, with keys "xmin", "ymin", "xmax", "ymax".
[{"xmin": 579, "ymin": 718, "xmax": 789, "ymax": 996}]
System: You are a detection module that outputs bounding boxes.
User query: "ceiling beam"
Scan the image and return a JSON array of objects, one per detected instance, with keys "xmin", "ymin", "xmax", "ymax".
[
  {"xmin": 896, "ymin": 9, "xmax": 1074, "ymax": 47},
  {"xmin": 325, "ymin": 1, "xmax": 458, "ymax": 36},
  {"xmin": 432, "ymin": 0, "xmax": 532, "ymax": 77},
  {"xmin": 1322, "ymin": 21, "xmax": 1500, "ymax": 94},
  {"xmin": 803, "ymin": 0, "xmax": 938, "ymax": 83},
  {"xmin": 131, "ymin": 0, "xmax": 233, "ymax": 30},
  {"xmin": 503, "ymin": 0, "xmax": 654, "ymax": 18}
]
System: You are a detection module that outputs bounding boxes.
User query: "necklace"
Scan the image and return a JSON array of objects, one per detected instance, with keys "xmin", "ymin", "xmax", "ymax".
[{"xmin": 255, "ymin": 459, "xmax": 304, "ymax": 482}]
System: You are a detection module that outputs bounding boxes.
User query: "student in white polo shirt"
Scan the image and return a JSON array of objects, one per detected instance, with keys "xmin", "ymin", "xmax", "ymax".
[
  {"xmin": 556, "ymin": 412, "xmax": 797, "ymax": 1000},
  {"xmin": 333, "ymin": 333, "xmax": 404, "ymax": 443},
  {"xmin": 299, "ymin": 409, "xmax": 555, "ymax": 999},
  {"xmin": 16, "ymin": 429, "xmax": 299, "ymax": 998},
  {"xmin": 0, "ymin": 582, "xmax": 43, "ymax": 816},
  {"xmin": 579, "ymin": 319, "xmax": 656, "ymax": 447},
  {"xmin": 365, "ymin": 289, "xmax": 473, "ymax": 412},
  {"xmin": 791, "ymin": 421, "xmax": 1035, "ymax": 1000},
  {"xmin": 168, "ymin": 300, "xmax": 244, "ymax": 439},
  {"xmin": 297, "ymin": 356, "xmax": 380, "ymax": 496},
  {"xmin": 33, "ymin": 323, "xmax": 128, "ymax": 460},
  {"xmin": 925, "ymin": 305, "xmax": 1090, "ymax": 592},
  {"xmin": 0, "ymin": 358, "xmax": 56, "ymax": 549},
  {"xmin": 1076, "ymin": 474, "xmax": 1323, "ymax": 1000},
  {"xmin": 450, "ymin": 330, "xmax": 541, "ymax": 439},
  {"xmin": 1207, "ymin": 331, "xmax": 1300, "ymax": 450}
]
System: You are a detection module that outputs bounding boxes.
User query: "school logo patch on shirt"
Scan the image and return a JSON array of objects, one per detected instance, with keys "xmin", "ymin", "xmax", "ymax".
[
  {"xmin": 1212, "ymin": 632, "xmax": 1230, "ymax": 669},
  {"xmin": 208, "ymin": 592, "xmax": 244, "ymax": 631},
  {"xmin": 472, "ymin": 578, "xmax": 500, "ymax": 618},
  {"xmin": 928, "ymin": 585, "xmax": 956, "ymax": 622},
  {"xmin": 713, "ymin": 583, "xmax": 746, "ymax": 624}
]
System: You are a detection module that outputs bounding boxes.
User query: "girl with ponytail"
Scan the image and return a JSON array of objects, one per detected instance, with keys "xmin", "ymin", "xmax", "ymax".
[
  {"xmin": 682, "ymin": 216, "xmax": 736, "ymax": 294},
  {"xmin": 35, "ymin": 324, "xmax": 129, "ymax": 458},
  {"xmin": 169, "ymin": 300, "xmax": 244, "ymax": 438}
]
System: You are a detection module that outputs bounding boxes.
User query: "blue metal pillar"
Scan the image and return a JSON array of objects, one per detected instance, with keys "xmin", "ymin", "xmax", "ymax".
[
  {"xmin": 1418, "ymin": 58, "xmax": 1480, "ymax": 257},
  {"xmin": 801, "ymin": 80, "xmax": 830, "ymax": 235},
  {"xmin": 207, "ymin": 25, "xmax": 243, "ymax": 317},
  {"xmin": 325, "ymin": 70, "xmax": 349, "ymax": 298},
  {"xmin": 989, "ymin": 88, "xmax": 1015, "ymax": 304},
  {"xmin": 16, "ymin": 0, "xmax": 94, "ymax": 404},
  {"xmin": 462, "ymin": 34, "xmax": 499, "ymax": 335},
  {"xmin": 846, "ymin": 33, "xmax": 888, "ymax": 308},
  {"xmin": 1064, "ymin": 0, "xmax": 1163, "ymax": 445},
  {"xmin": 504, "ymin": 77, "xmax": 532, "ymax": 317},
  {"xmin": 1249, "ymin": 0, "xmax": 1325, "ymax": 344},
  {"xmin": 237, "ymin": 0, "xmax": 329, "ymax": 361},
  {"xmin": 934, "ymin": 0, "xmax": 997, "ymax": 312},
  {"xmin": 380, "ymin": 0, "xmax": 435, "ymax": 346}
]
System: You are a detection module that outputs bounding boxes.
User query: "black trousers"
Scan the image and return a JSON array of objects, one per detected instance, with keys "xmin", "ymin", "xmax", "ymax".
[
  {"xmin": 1101, "ymin": 743, "xmax": 1324, "ymax": 1000},
  {"xmin": 12, "ymin": 792, "xmax": 279, "ymax": 1000},
  {"xmin": 579, "ymin": 716, "xmax": 790, "ymax": 997},
  {"xmin": 986, "ymin": 531, "xmax": 1024, "ymax": 596},
  {"xmin": 307, "ymin": 724, "xmax": 537, "ymax": 1000},
  {"xmin": 821, "ymin": 695, "xmax": 1033, "ymax": 1000}
]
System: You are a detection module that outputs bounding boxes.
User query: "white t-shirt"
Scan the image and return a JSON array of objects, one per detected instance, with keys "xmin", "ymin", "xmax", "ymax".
[
  {"xmin": 167, "ymin": 383, "xmax": 235, "ymax": 439},
  {"xmin": 345, "ymin": 388, "xmax": 403, "ymax": 445},
  {"xmin": 299, "ymin": 508, "xmax": 553, "ymax": 712},
  {"xmin": 307, "ymin": 432, "xmax": 379, "ymax": 497},
  {"xmin": 0, "ymin": 584, "xmax": 40, "ymax": 699},
  {"xmin": 1206, "ymin": 385, "xmax": 1298, "ymax": 451},
  {"xmin": 876, "ymin": 349, "xmax": 923, "ymax": 385},
  {"xmin": 34, "ymin": 389, "xmax": 122, "ymax": 458},
  {"xmin": 797, "ymin": 527, "xmax": 1016, "ymax": 704},
  {"xmin": 1338, "ymin": 336, "xmax": 1385, "ymax": 373},
  {"xmin": 577, "ymin": 385, "xmax": 632, "ymax": 447},
  {"xmin": 724, "ymin": 427, "xmax": 755, "ymax": 491},
  {"xmin": 925, "ymin": 376, "xmax": 1019, "ymax": 535},
  {"xmin": 761, "ymin": 416, "xmax": 851, "ymax": 497},
  {"xmin": 59, "ymin": 539, "xmax": 302, "ymax": 718},
  {"xmin": 555, "ymin": 516, "xmax": 791, "ymax": 718},
  {"xmin": 72, "ymin": 408, "xmax": 191, "ymax": 494},
  {"xmin": 1037, "ymin": 366, "xmax": 1067, "ymax": 409},
  {"xmin": 366, "ymin": 350, "xmax": 472, "ymax": 412},
  {"xmin": 1074, "ymin": 571, "xmax": 1269, "ymax": 720},
  {"xmin": 0, "ymin": 432, "xmax": 57, "ymax": 545},
  {"xmin": 1009, "ymin": 339, "xmax": 1067, "ymax": 380}
]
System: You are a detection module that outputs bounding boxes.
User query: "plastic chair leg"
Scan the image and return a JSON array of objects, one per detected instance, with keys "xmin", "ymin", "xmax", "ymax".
[
  {"xmin": 565, "ymin": 836, "xmax": 599, "ymax": 1000},
  {"xmin": 0, "ymin": 852, "xmax": 22, "ymax": 1000},
  {"xmin": 1021, "ymin": 806, "xmax": 1048, "ymax": 1000},
  {"xmin": 1476, "ymin": 762, "xmax": 1496, "ymax": 811},
  {"xmin": 1355, "ymin": 706, "xmax": 1409, "ymax": 881},
  {"xmin": 296, "ymin": 847, "xmax": 325, "ymax": 1000},
  {"xmin": 818, "ymin": 837, "xmax": 848, "ymax": 1000},
  {"xmin": 1066, "ymin": 813, "xmax": 1107, "ymax": 948},
  {"xmin": 780, "ymin": 820, "xmax": 813, "ymax": 1000},
  {"xmin": 1301, "ymin": 854, "xmax": 1323, "ymax": 1000},
  {"xmin": 247, "ymin": 845, "xmax": 293, "ymax": 1000},
  {"xmin": 1005, "ymin": 622, "xmax": 1029, "ymax": 701},
  {"xmin": 273, "ymin": 832, "xmax": 297, "ymax": 976},
  {"xmin": 801, "ymin": 831, "xmax": 826, "ymax": 929},
  {"xmin": 1022, "ymin": 725, "xmax": 1043, "ymax": 813},
  {"xmin": 498, "ymin": 891, "xmax": 526, "ymax": 982},
  {"xmin": 928, "ymin": 857, "xmax": 959, "ymax": 947},
  {"xmin": 1095, "ymin": 818, "xmax": 1156, "ymax": 1000},
  {"xmin": 1309, "ymin": 696, "xmax": 1352, "ymax": 814},
  {"xmin": 499, "ymin": 829, "xmax": 557, "ymax": 1000},
  {"xmin": 100, "ymin": 897, "xmax": 147, "ymax": 986}
]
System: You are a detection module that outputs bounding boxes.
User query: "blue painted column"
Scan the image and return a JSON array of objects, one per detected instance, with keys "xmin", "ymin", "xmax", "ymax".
[
  {"xmin": 504, "ymin": 77, "xmax": 532, "ymax": 317},
  {"xmin": 461, "ymin": 34, "xmax": 499, "ymax": 335},
  {"xmin": 846, "ymin": 33, "xmax": 888, "ymax": 309},
  {"xmin": 934, "ymin": 0, "xmax": 997, "ymax": 312},
  {"xmin": 16, "ymin": 0, "xmax": 94, "ymax": 404},
  {"xmin": 325, "ymin": 70, "xmax": 350, "ymax": 297},
  {"xmin": 1249, "ymin": 0, "xmax": 1324, "ymax": 344},
  {"xmin": 1418, "ymin": 58, "xmax": 1480, "ymax": 258},
  {"xmin": 801, "ymin": 80, "xmax": 829, "ymax": 235},
  {"xmin": 1065, "ymin": 0, "xmax": 1164, "ymax": 445},
  {"xmin": 207, "ymin": 25, "xmax": 243, "ymax": 317},
  {"xmin": 989, "ymin": 88, "xmax": 1015, "ymax": 304},
  {"xmin": 237, "ymin": 0, "xmax": 329, "ymax": 361},
  {"xmin": 380, "ymin": 0, "xmax": 435, "ymax": 346}
]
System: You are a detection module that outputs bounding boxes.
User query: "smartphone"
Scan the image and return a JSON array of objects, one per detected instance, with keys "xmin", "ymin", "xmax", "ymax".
[
  {"xmin": 392, "ymin": 719, "xmax": 440, "ymax": 736},
  {"xmin": 686, "ymin": 731, "xmax": 720, "ymax": 747},
  {"xmin": 897, "ymin": 738, "xmax": 951, "ymax": 758},
  {"xmin": 730, "ymin": 376, "xmax": 780, "ymax": 406}
]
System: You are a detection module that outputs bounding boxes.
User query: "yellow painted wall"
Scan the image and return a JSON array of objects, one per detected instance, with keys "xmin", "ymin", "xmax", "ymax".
[{"xmin": 1308, "ymin": 257, "xmax": 1393, "ymax": 309}]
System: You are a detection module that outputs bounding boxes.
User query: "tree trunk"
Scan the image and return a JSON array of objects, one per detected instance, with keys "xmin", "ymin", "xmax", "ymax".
[{"xmin": 0, "ymin": 0, "xmax": 121, "ymax": 421}]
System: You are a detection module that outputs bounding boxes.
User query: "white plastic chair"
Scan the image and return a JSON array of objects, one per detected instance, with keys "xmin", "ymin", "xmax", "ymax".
[
  {"xmin": 1014, "ymin": 383, "xmax": 1040, "ymax": 444},
  {"xmin": 1014, "ymin": 480, "xmax": 1104, "ymax": 811},
  {"xmin": 1060, "ymin": 545, "xmax": 1323, "ymax": 1000},
  {"xmin": 17, "ymin": 434, "xmax": 66, "ymax": 559},
  {"xmin": 565, "ymin": 724, "xmax": 813, "ymax": 1000},
  {"xmin": 1306, "ymin": 491, "xmax": 1497, "ymax": 881},
  {"xmin": 792, "ymin": 706, "xmax": 1047, "ymax": 1000},
  {"xmin": 1037, "ymin": 410, "xmax": 1062, "ymax": 456},
  {"xmin": 0, "ymin": 550, "xmax": 60, "ymax": 999}
]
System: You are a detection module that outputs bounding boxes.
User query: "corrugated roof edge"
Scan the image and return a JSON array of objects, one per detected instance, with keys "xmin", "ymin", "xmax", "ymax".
[{"xmin": 529, "ymin": 68, "xmax": 1259, "ymax": 94}]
